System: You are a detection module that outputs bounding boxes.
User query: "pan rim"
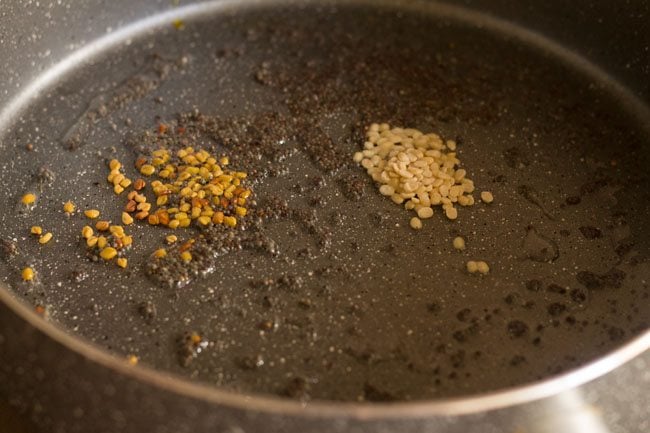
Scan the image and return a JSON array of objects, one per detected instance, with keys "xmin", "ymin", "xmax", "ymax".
[
  {"xmin": 2, "ymin": 285, "xmax": 649, "ymax": 418},
  {"xmin": 1, "ymin": 0, "xmax": 649, "ymax": 420}
]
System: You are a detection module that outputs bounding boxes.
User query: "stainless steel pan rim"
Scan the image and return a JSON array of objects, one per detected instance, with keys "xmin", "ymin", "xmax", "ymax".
[{"xmin": 2, "ymin": 288, "xmax": 648, "ymax": 418}]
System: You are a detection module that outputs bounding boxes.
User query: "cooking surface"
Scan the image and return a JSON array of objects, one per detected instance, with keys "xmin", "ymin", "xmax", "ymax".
[{"xmin": 0, "ymin": 2, "xmax": 649, "ymax": 402}]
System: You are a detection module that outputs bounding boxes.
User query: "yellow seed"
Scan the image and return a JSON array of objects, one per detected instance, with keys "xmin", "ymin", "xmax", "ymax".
[
  {"xmin": 168, "ymin": 219, "xmax": 180, "ymax": 229},
  {"xmin": 100, "ymin": 247, "xmax": 117, "ymax": 260},
  {"xmin": 134, "ymin": 193, "xmax": 147, "ymax": 203},
  {"xmin": 116, "ymin": 257, "xmax": 128, "ymax": 269},
  {"xmin": 139, "ymin": 164, "xmax": 156, "ymax": 176},
  {"xmin": 96, "ymin": 221, "xmax": 110, "ymax": 231},
  {"xmin": 109, "ymin": 159, "xmax": 121, "ymax": 170},
  {"xmin": 197, "ymin": 216, "xmax": 211, "ymax": 226},
  {"xmin": 38, "ymin": 233, "xmax": 53, "ymax": 244},
  {"xmin": 223, "ymin": 216, "xmax": 237, "ymax": 227},
  {"xmin": 84, "ymin": 209, "xmax": 100, "ymax": 219},
  {"xmin": 212, "ymin": 212, "xmax": 224, "ymax": 224},
  {"xmin": 86, "ymin": 236, "xmax": 98, "ymax": 247},
  {"xmin": 154, "ymin": 248, "xmax": 167, "ymax": 258},
  {"xmin": 156, "ymin": 195, "xmax": 169, "ymax": 206},
  {"xmin": 174, "ymin": 212, "xmax": 189, "ymax": 220},
  {"xmin": 122, "ymin": 236, "xmax": 133, "ymax": 247},
  {"xmin": 120, "ymin": 178, "xmax": 132, "ymax": 189},
  {"xmin": 191, "ymin": 206, "xmax": 202, "ymax": 219},
  {"xmin": 159, "ymin": 169, "xmax": 171, "ymax": 178},
  {"xmin": 63, "ymin": 201, "xmax": 75, "ymax": 214},
  {"xmin": 112, "ymin": 173, "xmax": 125, "ymax": 185},
  {"xmin": 480, "ymin": 191, "xmax": 494, "ymax": 203},
  {"xmin": 179, "ymin": 202, "xmax": 191, "ymax": 213},
  {"xmin": 109, "ymin": 225, "xmax": 125, "ymax": 237},
  {"xmin": 179, "ymin": 218, "xmax": 191, "ymax": 228},
  {"xmin": 466, "ymin": 261, "xmax": 478, "ymax": 273},
  {"xmin": 477, "ymin": 261, "xmax": 490, "ymax": 274},
  {"xmin": 81, "ymin": 226, "xmax": 94, "ymax": 239},
  {"xmin": 147, "ymin": 214, "xmax": 159, "ymax": 225},
  {"xmin": 219, "ymin": 156, "xmax": 229, "ymax": 166},
  {"xmin": 114, "ymin": 184, "xmax": 125, "ymax": 195},
  {"xmin": 235, "ymin": 206, "xmax": 247, "ymax": 217},
  {"xmin": 21, "ymin": 193, "xmax": 36, "ymax": 205},
  {"xmin": 97, "ymin": 236, "xmax": 108, "ymax": 249},
  {"xmin": 180, "ymin": 251, "xmax": 192, "ymax": 262},
  {"xmin": 410, "ymin": 217, "xmax": 423, "ymax": 230},
  {"xmin": 122, "ymin": 212, "xmax": 134, "ymax": 225},
  {"xmin": 30, "ymin": 226, "xmax": 43, "ymax": 235},
  {"xmin": 127, "ymin": 354, "xmax": 138, "ymax": 365},
  {"xmin": 166, "ymin": 235, "xmax": 178, "ymax": 244},
  {"xmin": 22, "ymin": 267, "xmax": 35, "ymax": 281},
  {"xmin": 453, "ymin": 237, "xmax": 466, "ymax": 251}
]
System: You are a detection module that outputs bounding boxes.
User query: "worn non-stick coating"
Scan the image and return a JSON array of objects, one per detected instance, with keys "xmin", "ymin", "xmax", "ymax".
[{"xmin": 0, "ymin": 1, "xmax": 648, "ymax": 402}]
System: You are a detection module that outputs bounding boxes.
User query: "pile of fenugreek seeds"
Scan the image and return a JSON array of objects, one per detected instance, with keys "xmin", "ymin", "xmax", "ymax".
[
  {"xmin": 20, "ymin": 136, "xmax": 251, "ymax": 277},
  {"xmin": 354, "ymin": 123, "xmax": 493, "ymax": 273}
]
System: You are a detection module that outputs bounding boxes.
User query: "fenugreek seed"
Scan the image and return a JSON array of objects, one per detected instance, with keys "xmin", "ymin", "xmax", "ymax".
[
  {"xmin": 116, "ymin": 257, "xmax": 128, "ymax": 269},
  {"xmin": 446, "ymin": 140, "xmax": 457, "ymax": 151},
  {"xmin": 133, "ymin": 178, "xmax": 146, "ymax": 191},
  {"xmin": 235, "ymin": 206, "xmax": 247, "ymax": 217},
  {"xmin": 112, "ymin": 173, "xmax": 125, "ymax": 185},
  {"xmin": 114, "ymin": 184, "xmax": 125, "ymax": 195},
  {"xmin": 120, "ymin": 178, "xmax": 132, "ymax": 189},
  {"xmin": 480, "ymin": 191, "xmax": 494, "ymax": 203},
  {"xmin": 135, "ymin": 211, "xmax": 149, "ymax": 220},
  {"xmin": 63, "ymin": 201, "xmax": 75, "ymax": 214},
  {"xmin": 134, "ymin": 194, "xmax": 147, "ymax": 203},
  {"xmin": 466, "ymin": 261, "xmax": 478, "ymax": 273},
  {"xmin": 410, "ymin": 217, "xmax": 423, "ymax": 230},
  {"xmin": 223, "ymin": 216, "xmax": 237, "ymax": 227},
  {"xmin": 416, "ymin": 206, "xmax": 434, "ymax": 219},
  {"xmin": 180, "ymin": 251, "xmax": 192, "ymax": 262},
  {"xmin": 21, "ymin": 193, "xmax": 36, "ymax": 205},
  {"xmin": 127, "ymin": 354, "xmax": 138, "ymax": 365},
  {"xmin": 109, "ymin": 225, "xmax": 125, "ymax": 237},
  {"xmin": 139, "ymin": 164, "xmax": 156, "ymax": 176},
  {"xmin": 477, "ymin": 261, "xmax": 490, "ymax": 274},
  {"xmin": 30, "ymin": 226, "xmax": 43, "ymax": 235},
  {"xmin": 97, "ymin": 236, "xmax": 108, "ymax": 249},
  {"xmin": 153, "ymin": 248, "xmax": 167, "ymax": 258},
  {"xmin": 168, "ymin": 219, "xmax": 180, "ymax": 229},
  {"xmin": 453, "ymin": 236, "xmax": 466, "ymax": 250},
  {"xmin": 86, "ymin": 236, "xmax": 98, "ymax": 247},
  {"xmin": 22, "ymin": 267, "xmax": 35, "ymax": 281},
  {"xmin": 122, "ymin": 236, "xmax": 133, "ymax": 247},
  {"xmin": 96, "ymin": 221, "xmax": 110, "ymax": 231},
  {"xmin": 100, "ymin": 247, "xmax": 117, "ymax": 260},
  {"xmin": 38, "ymin": 232, "xmax": 53, "ymax": 245},
  {"xmin": 122, "ymin": 212, "xmax": 134, "ymax": 225},
  {"xmin": 125, "ymin": 200, "xmax": 137, "ymax": 213},
  {"xmin": 109, "ymin": 159, "xmax": 121, "ymax": 170},
  {"xmin": 81, "ymin": 226, "xmax": 93, "ymax": 239},
  {"xmin": 147, "ymin": 214, "xmax": 159, "ymax": 225},
  {"xmin": 84, "ymin": 209, "xmax": 100, "ymax": 219},
  {"xmin": 197, "ymin": 216, "xmax": 211, "ymax": 226},
  {"xmin": 445, "ymin": 206, "xmax": 458, "ymax": 220}
]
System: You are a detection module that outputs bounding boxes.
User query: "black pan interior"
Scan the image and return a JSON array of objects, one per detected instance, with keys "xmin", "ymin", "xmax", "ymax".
[{"xmin": 0, "ymin": 1, "xmax": 649, "ymax": 402}]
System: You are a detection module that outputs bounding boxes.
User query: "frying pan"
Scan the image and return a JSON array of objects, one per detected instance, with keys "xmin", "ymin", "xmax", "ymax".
[{"xmin": 0, "ymin": 0, "xmax": 649, "ymax": 432}]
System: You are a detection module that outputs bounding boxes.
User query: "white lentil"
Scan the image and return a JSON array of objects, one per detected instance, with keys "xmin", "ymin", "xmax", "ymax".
[
  {"xmin": 354, "ymin": 124, "xmax": 480, "ymax": 227},
  {"xmin": 481, "ymin": 191, "xmax": 494, "ymax": 203},
  {"xmin": 410, "ymin": 217, "xmax": 423, "ymax": 230},
  {"xmin": 453, "ymin": 236, "xmax": 466, "ymax": 250},
  {"xmin": 477, "ymin": 261, "xmax": 490, "ymax": 274},
  {"xmin": 416, "ymin": 206, "xmax": 434, "ymax": 219}
]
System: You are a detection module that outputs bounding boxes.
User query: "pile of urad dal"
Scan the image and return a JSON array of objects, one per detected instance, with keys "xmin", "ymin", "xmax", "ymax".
[{"xmin": 353, "ymin": 123, "xmax": 491, "ymax": 230}]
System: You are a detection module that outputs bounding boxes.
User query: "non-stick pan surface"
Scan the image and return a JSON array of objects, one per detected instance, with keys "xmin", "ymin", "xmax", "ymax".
[{"xmin": 0, "ymin": 0, "xmax": 649, "ymax": 403}]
